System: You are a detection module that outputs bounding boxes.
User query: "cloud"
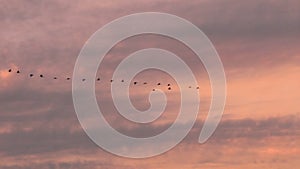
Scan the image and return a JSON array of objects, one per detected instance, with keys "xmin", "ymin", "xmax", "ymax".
[
  {"xmin": 1, "ymin": 0, "xmax": 299, "ymax": 72},
  {"xmin": 0, "ymin": 111, "xmax": 298, "ymax": 156},
  {"xmin": 0, "ymin": 0, "xmax": 299, "ymax": 168},
  {"xmin": 0, "ymin": 161, "xmax": 104, "ymax": 169}
]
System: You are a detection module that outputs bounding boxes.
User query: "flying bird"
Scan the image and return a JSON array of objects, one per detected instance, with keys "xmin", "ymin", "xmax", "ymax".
[{"xmin": 2, "ymin": 66, "xmax": 206, "ymax": 94}]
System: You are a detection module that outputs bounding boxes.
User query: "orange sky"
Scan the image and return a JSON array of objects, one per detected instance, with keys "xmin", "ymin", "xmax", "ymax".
[{"xmin": 0, "ymin": 0, "xmax": 299, "ymax": 168}]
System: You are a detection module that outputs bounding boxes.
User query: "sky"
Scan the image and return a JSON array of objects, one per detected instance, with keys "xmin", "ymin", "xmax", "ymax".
[{"xmin": 0, "ymin": 0, "xmax": 300, "ymax": 168}]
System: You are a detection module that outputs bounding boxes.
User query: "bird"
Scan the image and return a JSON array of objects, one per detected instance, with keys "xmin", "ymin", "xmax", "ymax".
[
  {"xmin": 152, "ymin": 89, "xmax": 156, "ymax": 91},
  {"xmin": 157, "ymin": 83, "xmax": 161, "ymax": 86},
  {"xmin": 110, "ymin": 79, "xmax": 113, "ymax": 82},
  {"xmin": 40, "ymin": 74, "xmax": 44, "ymax": 78},
  {"xmin": 196, "ymin": 87, "xmax": 199, "ymax": 89},
  {"xmin": 188, "ymin": 86, "xmax": 192, "ymax": 88},
  {"xmin": 29, "ymin": 74, "xmax": 34, "ymax": 77},
  {"xmin": 167, "ymin": 84, "xmax": 171, "ymax": 86},
  {"xmin": 97, "ymin": 78, "xmax": 100, "ymax": 81},
  {"xmin": 168, "ymin": 87, "xmax": 171, "ymax": 90},
  {"xmin": 82, "ymin": 78, "xmax": 86, "ymax": 82},
  {"xmin": 66, "ymin": 77, "xmax": 70, "ymax": 80},
  {"xmin": 121, "ymin": 80, "xmax": 124, "ymax": 82},
  {"xmin": 143, "ymin": 82, "xmax": 147, "ymax": 85},
  {"xmin": 53, "ymin": 77, "xmax": 57, "ymax": 79},
  {"xmin": 134, "ymin": 82, "xmax": 138, "ymax": 85},
  {"xmin": 8, "ymin": 69, "xmax": 12, "ymax": 72},
  {"xmin": 16, "ymin": 70, "xmax": 20, "ymax": 74}
]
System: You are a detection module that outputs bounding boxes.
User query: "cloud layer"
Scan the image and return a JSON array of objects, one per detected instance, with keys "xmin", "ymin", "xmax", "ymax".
[{"xmin": 0, "ymin": 0, "xmax": 299, "ymax": 168}]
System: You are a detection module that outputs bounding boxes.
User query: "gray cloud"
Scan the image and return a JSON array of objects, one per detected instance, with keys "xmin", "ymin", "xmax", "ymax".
[
  {"xmin": 0, "ymin": 0, "xmax": 299, "ymax": 73},
  {"xmin": 0, "ymin": 161, "xmax": 114, "ymax": 169},
  {"xmin": 0, "ymin": 111, "xmax": 298, "ymax": 156}
]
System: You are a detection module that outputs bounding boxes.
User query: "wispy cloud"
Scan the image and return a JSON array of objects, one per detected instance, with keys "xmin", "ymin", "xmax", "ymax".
[{"xmin": 0, "ymin": 0, "xmax": 299, "ymax": 168}]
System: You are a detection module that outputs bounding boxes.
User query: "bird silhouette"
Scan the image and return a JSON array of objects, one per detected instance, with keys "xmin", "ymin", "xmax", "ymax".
[{"xmin": 2, "ymin": 66, "xmax": 206, "ymax": 94}]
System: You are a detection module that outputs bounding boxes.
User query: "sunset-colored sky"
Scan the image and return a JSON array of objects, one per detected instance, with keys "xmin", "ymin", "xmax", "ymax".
[{"xmin": 0, "ymin": 0, "xmax": 299, "ymax": 168}]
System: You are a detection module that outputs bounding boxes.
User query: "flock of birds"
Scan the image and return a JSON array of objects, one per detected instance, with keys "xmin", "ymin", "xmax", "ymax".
[{"xmin": 6, "ymin": 68, "xmax": 201, "ymax": 91}]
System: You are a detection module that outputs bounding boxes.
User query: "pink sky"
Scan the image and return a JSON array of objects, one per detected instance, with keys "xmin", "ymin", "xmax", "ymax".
[{"xmin": 0, "ymin": 0, "xmax": 299, "ymax": 168}]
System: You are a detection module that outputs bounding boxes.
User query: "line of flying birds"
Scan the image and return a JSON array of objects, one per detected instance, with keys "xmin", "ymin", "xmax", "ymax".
[{"xmin": 7, "ymin": 68, "xmax": 200, "ymax": 91}]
